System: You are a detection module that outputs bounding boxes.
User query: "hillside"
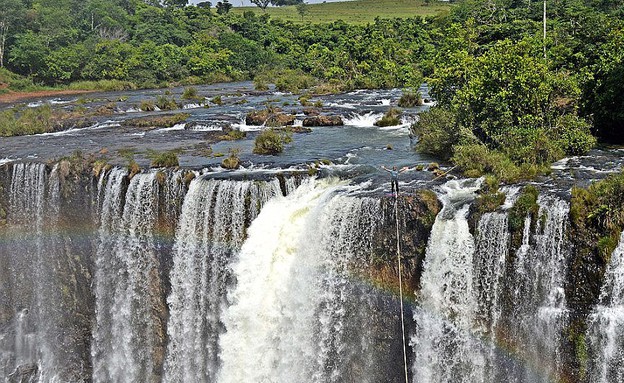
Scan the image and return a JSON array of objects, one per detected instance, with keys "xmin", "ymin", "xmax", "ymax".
[{"xmin": 232, "ymin": 0, "xmax": 451, "ymax": 24}]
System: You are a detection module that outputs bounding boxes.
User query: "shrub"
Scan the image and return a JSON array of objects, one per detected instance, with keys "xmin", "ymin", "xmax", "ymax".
[
  {"xmin": 374, "ymin": 108, "xmax": 402, "ymax": 127},
  {"xmin": 221, "ymin": 148, "xmax": 241, "ymax": 169},
  {"xmin": 181, "ymin": 87, "xmax": 200, "ymax": 100},
  {"xmin": 155, "ymin": 95, "xmax": 179, "ymax": 110},
  {"xmin": 254, "ymin": 78, "xmax": 269, "ymax": 91},
  {"xmin": 140, "ymin": 100, "xmax": 156, "ymax": 111},
  {"xmin": 211, "ymin": 95, "xmax": 223, "ymax": 105},
  {"xmin": 122, "ymin": 113, "xmax": 189, "ymax": 128},
  {"xmin": 411, "ymin": 106, "xmax": 465, "ymax": 160},
  {"xmin": 219, "ymin": 129, "xmax": 246, "ymax": 141},
  {"xmin": 253, "ymin": 128, "xmax": 292, "ymax": 155},
  {"xmin": 452, "ymin": 144, "xmax": 521, "ymax": 182},
  {"xmin": 398, "ymin": 91, "xmax": 423, "ymax": 107},
  {"xmin": 149, "ymin": 150, "xmax": 180, "ymax": 168}
]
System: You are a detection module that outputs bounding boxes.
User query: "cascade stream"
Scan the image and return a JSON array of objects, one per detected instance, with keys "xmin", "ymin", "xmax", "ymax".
[{"xmin": 0, "ymin": 163, "xmax": 622, "ymax": 383}]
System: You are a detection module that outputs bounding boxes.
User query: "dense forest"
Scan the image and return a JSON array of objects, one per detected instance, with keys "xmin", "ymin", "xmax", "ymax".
[{"xmin": 0, "ymin": 0, "xmax": 623, "ymax": 177}]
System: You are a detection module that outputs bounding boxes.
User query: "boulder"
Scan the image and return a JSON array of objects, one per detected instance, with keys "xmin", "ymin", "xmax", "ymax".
[
  {"xmin": 245, "ymin": 109, "xmax": 295, "ymax": 127},
  {"xmin": 266, "ymin": 113, "xmax": 295, "ymax": 127},
  {"xmin": 302, "ymin": 115, "xmax": 343, "ymax": 127}
]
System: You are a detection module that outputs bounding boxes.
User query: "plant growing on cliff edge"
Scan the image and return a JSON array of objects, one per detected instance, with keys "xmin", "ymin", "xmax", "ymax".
[
  {"xmin": 253, "ymin": 128, "xmax": 292, "ymax": 155},
  {"xmin": 571, "ymin": 170, "xmax": 624, "ymax": 263},
  {"xmin": 374, "ymin": 108, "xmax": 402, "ymax": 127},
  {"xmin": 398, "ymin": 91, "xmax": 423, "ymax": 108},
  {"xmin": 221, "ymin": 147, "xmax": 241, "ymax": 169},
  {"xmin": 148, "ymin": 150, "xmax": 180, "ymax": 168}
]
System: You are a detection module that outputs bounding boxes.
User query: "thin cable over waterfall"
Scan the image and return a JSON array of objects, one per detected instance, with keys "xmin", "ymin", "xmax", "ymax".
[{"xmin": 395, "ymin": 195, "xmax": 409, "ymax": 383}]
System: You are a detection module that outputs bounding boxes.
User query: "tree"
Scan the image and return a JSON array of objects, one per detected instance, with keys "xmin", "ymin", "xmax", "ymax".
[
  {"xmin": 296, "ymin": 2, "xmax": 308, "ymax": 21},
  {"xmin": 163, "ymin": 0, "xmax": 188, "ymax": 7},
  {"xmin": 0, "ymin": 0, "xmax": 26, "ymax": 68},
  {"xmin": 251, "ymin": 0, "xmax": 271, "ymax": 11},
  {"xmin": 216, "ymin": 0, "xmax": 232, "ymax": 14},
  {"xmin": 272, "ymin": 0, "xmax": 303, "ymax": 4}
]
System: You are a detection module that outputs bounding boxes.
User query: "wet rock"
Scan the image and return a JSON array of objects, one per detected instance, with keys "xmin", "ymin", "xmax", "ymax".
[
  {"xmin": 302, "ymin": 115, "xmax": 343, "ymax": 127},
  {"xmin": 245, "ymin": 109, "xmax": 295, "ymax": 127},
  {"xmin": 266, "ymin": 113, "xmax": 295, "ymax": 127},
  {"xmin": 7, "ymin": 363, "xmax": 38, "ymax": 383},
  {"xmin": 303, "ymin": 107, "xmax": 320, "ymax": 116}
]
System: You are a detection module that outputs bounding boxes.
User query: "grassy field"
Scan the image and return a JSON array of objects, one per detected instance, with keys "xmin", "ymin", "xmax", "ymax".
[{"xmin": 231, "ymin": 0, "xmax": 452, "ymax": 24}]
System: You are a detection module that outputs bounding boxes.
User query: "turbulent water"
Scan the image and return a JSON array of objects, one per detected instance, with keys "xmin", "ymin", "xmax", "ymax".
[
  {"xmin": 588, "ymin": 231, "xmax": 624, "ymax": 382},
  {"xmin": 0, "ymin": 162, "xmax": 622, "ymax": 383}
]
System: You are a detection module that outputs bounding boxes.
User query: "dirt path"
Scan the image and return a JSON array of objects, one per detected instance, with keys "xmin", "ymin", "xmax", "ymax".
[{"xmin": 0, "ymin": 89, "xmax": 94, "ymax": 105}]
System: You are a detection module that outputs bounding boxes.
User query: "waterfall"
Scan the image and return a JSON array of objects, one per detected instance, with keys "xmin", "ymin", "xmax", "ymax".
[
  {"xmin": 217, "ymin": 178, "xmax": 387, "ymax": 383},
  {"xmin": 92, "ymin": 171, "xmax": 166, "ymax": 383},
  {"xmin": 411, "ymin": 179, "xmax": 486, "ymax": 383},
  {"xmin": 588, "ymin": 231, "xmax": 624, "ymax": 382},
  {"xmin": 0, "ymin": 163, "xmax": 70, "ymax": 382},
  {"xmin": 473, "ymin": 212, "xmax": 509, "ymax": 381},
  {"xmin": 507, "ymin": 195, "xmax": 570, "ymax": 382},
  {"xmin": 163, "ymin": 178, "xmax": 282, "ymax": 383}
]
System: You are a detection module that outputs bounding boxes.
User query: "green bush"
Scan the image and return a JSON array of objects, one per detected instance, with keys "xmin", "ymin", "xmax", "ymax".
[
  {"xmin": 398, "ymin": 91, "xmax": 423, "ymax": 107},
  {"xmin": 149, "ymin": 150, "xmax": 180, "ymax": 168},
  {"xmin": 155, "ymin": 95, "xmax": 179, "ymax": 110},
  {"xmin": 411, "ymin": 107, "xmax": 466, "ymax": 161},
  {"xmin": 374, "ymin": 108, "xmax": 402, "ymax": 127},
  {"xmin": 253, "ymin": 128, "xmax": 292, "ymax": 155},
  {"xmin": 181, "ymin": 87, "xmax": 200, "ymax": 100},
  {"xmin": 221, "ymin": 148, "xmax": 241, "ymax": 169},
  {"xmin": 452, "ymin": 144, "xmax": 521, "ymax": 182}
]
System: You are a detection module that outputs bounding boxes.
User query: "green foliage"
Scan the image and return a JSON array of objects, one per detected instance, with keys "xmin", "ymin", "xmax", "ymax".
[
  {"xmin": 221, "ymin": 148, "xmax": 241, "ymax": 169},
  {"xmin": 155, "ymin": 95, "xmax": 179, "ymax": 110},
  {"xmin": 219, "ymin": 129, "xmax": 247, "ymax": 140},
  {"xmin": 452, "ymin": 144, "xmax": 521, "ymax": 182},
  {"xmin": 374, "ymin": 108, "xmax": 402, "ymax": 127},
  {"xmin": 571, "ymin": 170, "xmax": 624, "ymax": 262},
  {"xmin": 253, "ymin": 128, "xmax": 292, "ymax": 155},
  {"xmin": 398, "ymin": 91, "xmax": 422, "ymax": 107},
  {"xmin": 181, "ymin": 87, "xmax": 200, "ymax": 100},
  {"xmin": 0, "ymin": 105, "xmax": 54, "ymax": 136},
  {"xmin": 507, "ymin": 185, "xmax": 540, "ymax": 250},
  {"xmin": 473, "ymin": 176, "xmax": 506, "ymax": 214},
  {"xmin": 122, "ymin": 113, "xmax": 190, "ymax": 128},
  {"xmin": 411, "ymin": 106, "xmax": 465, "ymax": 161},
  {"xmin": 148, "ymin": 150, "xmax": 180, "ymax": 168}
]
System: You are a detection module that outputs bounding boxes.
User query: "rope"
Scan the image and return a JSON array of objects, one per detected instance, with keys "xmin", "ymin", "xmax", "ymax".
[{"xmin": 394, "ymin": 194, "xmax": 409, "ymax": 383}]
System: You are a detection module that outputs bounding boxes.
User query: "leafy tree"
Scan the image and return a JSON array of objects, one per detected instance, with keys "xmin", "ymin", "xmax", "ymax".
[
  {"xmin": 296, "ymin": 2, "xmax": 308, "ymax": 21},
  {"xmin": 216, "ymin": 0, "xmax": 232, "ymax": 14},
  {"xmin": 163, "ymin": 0, "xmax": 188, "ymax": 7},
  {"xmin": 0, "ymin": 0, "xmax": 26, "ymax": 68},
  {"xmin": 250, "ymin": 0, "xmax": 271, "ymax": 11},
  {"xmin": 272, "ymin": 0, "xmax": 303, "ymax": 5}
]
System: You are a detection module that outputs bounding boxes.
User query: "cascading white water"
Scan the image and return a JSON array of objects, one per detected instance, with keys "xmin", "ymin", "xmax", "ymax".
[
  {"xmin": 588, "ymin": 231, "xmax": 624, "ymax": 382},
  {"xmin": 163, "ymin": 178, "xmax": 282, "ymax": 383},
  {"xmin": 0, "ymin": 163, "xmax": 66, "ymax": 382},
  {"xmin": 411, "ymin": 179, "xmax": 486, "ymax": 383},
  {"xmin": 217, "ymin": 178, "xmax": 384, "ymax": 383},
  {"xmin": 473, "ymin": 212, "xmax": 509, "ymax": 381},
  {"xmin": 508, "ymin": 195, "xmax": 570, "ymax": 382},
  {"xmin": 92, "ymin": 170, "xmax": 165, "ymax": 383}
]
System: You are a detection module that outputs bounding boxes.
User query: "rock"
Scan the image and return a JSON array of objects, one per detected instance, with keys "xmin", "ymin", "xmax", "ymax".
[
  {"xmin": 7, "ymin": 363, "xmax": 38, "ymax": 383},
  {"xmin": 245, "ymin": 109, "xmax": 295, "ymax": 127},
  {"xmin": 245, "ymin": 110, "xmax": 270, "ymax": 125},
  {"xmin": 302, "ymin": 115, "xmax": 343, "ymax": 127},
  {"xmin": 221, "ymin": 155, "xmax": 241, "ymax": 169},
  {"xmin": 289, "ymin": 126, "xmax": 312, "ymax": 133},
  {"xmin": 266, "ymin": 113, "xmax": 295, "ymax": 127},
  {"xmin": 303, "ymin": 107, "xmax": 320, "ymax": 116}
]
